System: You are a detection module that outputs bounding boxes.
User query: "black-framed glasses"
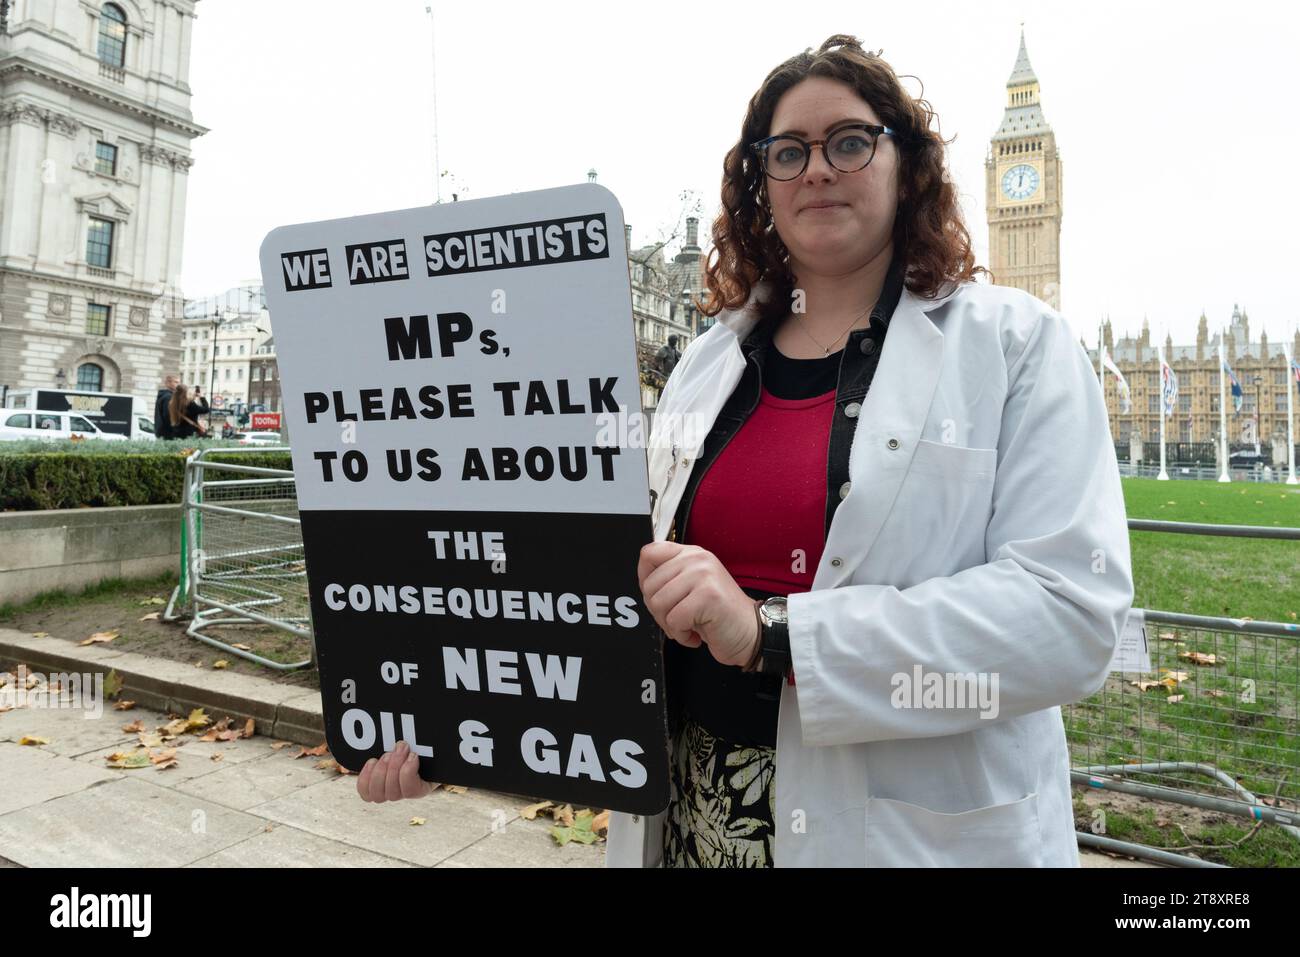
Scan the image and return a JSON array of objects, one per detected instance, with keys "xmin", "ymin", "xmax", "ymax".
[{"xmin": 749, "ymin": 123, "xmax": 901, "ymax": 181}]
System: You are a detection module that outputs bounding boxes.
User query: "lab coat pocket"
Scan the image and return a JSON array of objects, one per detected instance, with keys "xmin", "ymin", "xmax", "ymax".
[
  {"xmin": 908, "ymin": 438, "xmax": 997, "ymax": 480},
  {"xmin": 878, "ymin": 440, "xmax": 999, "ymax": 584},
  {"xmin": 864, "ymin": 791, "xmax": 1042, "ymax": 867}
]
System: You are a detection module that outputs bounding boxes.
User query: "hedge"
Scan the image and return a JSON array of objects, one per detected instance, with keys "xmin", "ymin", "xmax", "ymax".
[{"xmin": 0, "ymin": 448, "xmax": 292, "ymax": 510}]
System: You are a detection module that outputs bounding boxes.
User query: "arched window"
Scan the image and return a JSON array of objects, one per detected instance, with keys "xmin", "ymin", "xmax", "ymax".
[
  {"xmin": 77, "ymin": 363, "xmax": 104, "ymax": 391},
  {"xmin": 98, "ymin": 4, "xmax": 127, "ymax": 68}
]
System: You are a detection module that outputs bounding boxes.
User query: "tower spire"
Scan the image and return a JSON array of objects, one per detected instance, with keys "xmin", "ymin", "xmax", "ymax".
[{"xmin": 1008, "ymin": 26, "xmax": 1038, "ymax": 87}]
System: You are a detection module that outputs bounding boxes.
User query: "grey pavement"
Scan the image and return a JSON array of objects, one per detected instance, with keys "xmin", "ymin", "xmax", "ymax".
[
  {"xmin": 0, "ymin": 629, "xmax": 604, "ymax": 868},
  {"xmin": 0, "ymin": 628, "xmax": 1154, "ymax": 868}
]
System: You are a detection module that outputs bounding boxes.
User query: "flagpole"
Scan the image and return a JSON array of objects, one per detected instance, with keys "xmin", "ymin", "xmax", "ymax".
[
  {"xmin": 426, "ymin": 3, "xmax": 442, "ymax": 205},
  {"xmin": 1286, "ymin": 339, "xmax": 1298, "ymax": 485},
  {"xmin": 1157, "ymin": 338, "xmax": 1169, "ymax": 480},
  {"xmin": 1097, "ymin": 320, "xmax": 1104, "ymax": 389},
  {"xmin": 1218, "ymin": 325, "xmax": 1230, "ymax": 482}
]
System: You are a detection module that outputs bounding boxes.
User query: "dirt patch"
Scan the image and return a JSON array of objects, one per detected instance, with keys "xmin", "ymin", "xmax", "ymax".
[{"xmin": 0, "ymin": 579, "xmax": 318, "ymax": 692}]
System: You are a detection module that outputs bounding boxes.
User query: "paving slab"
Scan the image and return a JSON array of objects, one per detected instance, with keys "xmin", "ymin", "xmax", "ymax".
[
  {"xmin": 0, "ymin": 776, "xmax": 272, "ymax": 867},
  {"xmin": 0, "ymin": 742, "xmax": 119, "ymax": 816},
  {"xmin": 185, "ymin": 823, "xmax": 415, "ymax": 868},
  {"xmin": 250, "ymin": 773, "xmax": 543, "ymax": 867}
]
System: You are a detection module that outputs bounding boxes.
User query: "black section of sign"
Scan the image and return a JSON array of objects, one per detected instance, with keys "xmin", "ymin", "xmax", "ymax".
[
  {"xmin": 344, "ymin": 238, "xmax": 410, "ymax": 285},
  {"xmin": 280, "ymin": 248, "xmax": 332, "ymax": 291},
  {"xmin": 299, "ymin": 508, "xmax": 670, "ymax": 816},
  {"xmin": 423, "ymin": 213, "xmax": 609, "ymax": 278},
  {"xmin": 35, "ymin": 390, "xmax": 133, "ymax": 435}
]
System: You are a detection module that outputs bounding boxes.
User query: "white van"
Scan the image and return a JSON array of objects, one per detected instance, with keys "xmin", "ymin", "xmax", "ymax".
[
  {"xmin": 0, "ymin": 409, "xmax": 128, "ymax": 442},
  {"xmin": 3, "ymin": 388, "xmax": 155, "ymax": 440}
]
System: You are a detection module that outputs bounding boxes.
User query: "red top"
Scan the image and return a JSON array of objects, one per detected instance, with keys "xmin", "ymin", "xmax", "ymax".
[{"xmin": 684, "ymin": 384, "xmax": 838, "ymax": 684}]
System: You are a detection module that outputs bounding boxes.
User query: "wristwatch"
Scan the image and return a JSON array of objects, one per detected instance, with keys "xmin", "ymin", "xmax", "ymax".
[{"xmin": 753, "ymin": 596, "xmax": 790, "ymax": 677}]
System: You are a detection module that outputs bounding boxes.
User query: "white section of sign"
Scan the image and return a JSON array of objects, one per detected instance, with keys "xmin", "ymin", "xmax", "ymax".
[
  {"xmin": 259, "ymin": 183, "xmax": 649, "ymax": 514},
  {"xmin": 1108, "ymin": 607, "xmax": 1152, "ymax": 673}
]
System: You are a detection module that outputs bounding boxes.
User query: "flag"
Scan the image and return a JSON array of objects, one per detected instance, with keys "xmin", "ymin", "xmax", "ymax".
[
  {"xmin": 1222, "ymin": 357, "xmax": 1243, "ymax": 413},
  {"xmin": 1101, "ymin": 347, "xmax": 1131, "ymax": 413},
  {"xmin": 1292, "ymin": 358, "xmax": 1300, "ymax": 394},
  {"xmin": 1160, "ymin": 357, "xmax": 1179, "ymax": 417}
]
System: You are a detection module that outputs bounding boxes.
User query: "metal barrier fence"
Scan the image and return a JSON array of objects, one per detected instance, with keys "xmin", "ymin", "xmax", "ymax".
[
  {"xmin": 1119, "ymin": 461, "xmax": 1299, "ymax": 483},
  {"xmin": 164, "ymin": 446, "xmax": 313, "ymax": 671},
  {"xmin": 1067, "ymin": 518, "xmax": 1300, "ymax": 867}
]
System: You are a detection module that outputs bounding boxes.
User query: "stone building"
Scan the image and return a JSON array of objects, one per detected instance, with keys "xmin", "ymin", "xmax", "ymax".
[
  {"xmin": 1085, "ymin": 305, "xmax": 1300, "ymax": 448},
  {"xmin": 0, "ymin": 1, "xmax": 203, "ymax": 402}
]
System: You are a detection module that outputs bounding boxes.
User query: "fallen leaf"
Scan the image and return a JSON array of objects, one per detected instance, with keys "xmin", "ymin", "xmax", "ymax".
[
  {"xmin": 1157, "ymin": 631, "xmax": 1179, "ymax": 641},
  {"xmin": 0, "ymin": 704, "xmax": 11, "ymax": 714},
  {"xmin": 1179, "ymin": 651, "xmax": 1219, "ymax": 666},
  {"xmin": 18, "ymin": 735, "xmax": 48, "ymax": 746},
  {"xmin": 231, "ymin": 643, "xmax": 252, "ymax": 651},
  {"xmin": 270, "ymin": 741, "xmax": 291, "ymax": 750},
  {"xmin": 103, "ymin": 670, "xmax": 123, "ymax": 700},
  {"xmin": 138, "ymin": 612, "xmax": 160, "ymax": 622},
  {"xmin": 1206, "ymin": 690, "xmax": 1227, "ymax": 698},
  {"xmin": 137, "ymin": 731, "xmax": 165, "ymax": 748},
  {"xmin": 161, "ymin": 708, "xmax": 211, "ymax": 738},
  {"xmin": 149, "ymin": 748, "xmax": 179, "ymax": 768},
  {"xmin": 592, "ymin": 810, "xmax": 610, "ymax": 836},
  {"xmin": 31, "ymin": 632, "xmax": 49, "ymax": 639},
  {"xmin": 212, "ymin": 660, "xmax": 229, "ymax": 670},
  {"xmin": 105, "ymin": 749, "xmax": 151, "ymax": 769},
  {"xmin": 137, "ymin": 597, "xmax": 165, "ymax": 606},
  {"xmin": 1167, "ymin": 695, "xmax": 1185, "ymax": 703},
  {"xmin": 295, "ymin": 742, "xmax": 329, "ymax": 759},
  {"xmin": 410, "ymin": 817, "xmax": 426, "ymax": 826},
  {"xmin": 1130, "ymin": 679, "xmax": 1164, "ymax": 691},
  {"xmin": 121, "ymin": 719, "xmax": 145, "ymax": 733},
  {"xmin": 78, "ymin": 630, "xmax": 120, "ymax": 646},
  {"xmin": 210, "ymin": 753, "xmax": 224, "ymax": 762},
  {"xmin": 112, "ymin": 700, "xmax": 136, "ymax": 711},
  {"xmin": 444, "ymin": 784, "xmax": 467, "ymax": 795},
  {"xmin": 521, "ymin": 800, "xmax": 554, "ymax": 821},
  {"xmin": 552, "ymin": 804, "xmax": 575, "ymax": 827}
]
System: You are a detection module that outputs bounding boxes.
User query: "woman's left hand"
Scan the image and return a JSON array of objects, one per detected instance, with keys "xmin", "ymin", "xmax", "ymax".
[{"xmin": 638, "ymin": 541, "xmax": 760, "ymax": 669}]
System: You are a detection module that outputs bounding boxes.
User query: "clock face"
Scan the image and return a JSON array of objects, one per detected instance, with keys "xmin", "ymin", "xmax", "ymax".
[{"xmin": 1001, "ymin": 163, "xmax": 1040, "ymax": 201}]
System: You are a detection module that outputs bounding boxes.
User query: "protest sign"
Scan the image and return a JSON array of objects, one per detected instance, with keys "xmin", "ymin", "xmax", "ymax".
[{"xmin": 259, "ymin": 183, "xmax": 668, "ymax": 814}]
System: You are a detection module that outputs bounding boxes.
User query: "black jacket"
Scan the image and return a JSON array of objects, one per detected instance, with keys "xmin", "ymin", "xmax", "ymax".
[
  {"xmin": 154, "ymin": 389, "xmax": 174, "ymax": 439},
  {"xmin": 169, "ymin": 397, "xmax": 210, "ymax": 439}
]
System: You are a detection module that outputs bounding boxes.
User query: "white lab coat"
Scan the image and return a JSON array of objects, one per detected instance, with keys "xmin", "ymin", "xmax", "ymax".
[{"xmin": 606, "ymin": 275, "xmax": 1133, "ymax": 867}]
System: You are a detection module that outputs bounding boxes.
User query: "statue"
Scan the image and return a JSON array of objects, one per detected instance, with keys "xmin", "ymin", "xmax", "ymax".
[{"xmin": 654, "ymin": 335, "xmax": 682, "ymax": 380}]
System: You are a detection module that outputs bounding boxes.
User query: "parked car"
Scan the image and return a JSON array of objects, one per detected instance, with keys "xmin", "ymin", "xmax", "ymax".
[
  {"xmin": 0, "ymin": 409, "xmax": 129, "ymax": 442},
  {"xmin": 229, "ymin": 431, "xmax": 282, "ymax": 446}
]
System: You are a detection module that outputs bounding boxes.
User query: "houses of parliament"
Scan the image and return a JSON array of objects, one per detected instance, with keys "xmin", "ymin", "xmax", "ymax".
[{"xmin": 987, "ymin": 30, "xmax": 1298, "ymax": 449}]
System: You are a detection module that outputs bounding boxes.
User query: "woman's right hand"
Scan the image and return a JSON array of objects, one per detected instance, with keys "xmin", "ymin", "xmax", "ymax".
[{"xmin": 355, "ymin": 740, "xmax": 433, "ymax": 802}]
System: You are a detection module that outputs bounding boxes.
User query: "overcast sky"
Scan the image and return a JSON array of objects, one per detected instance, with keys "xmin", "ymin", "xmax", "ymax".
[{"xmin": 181, "ymin": 0, "xmax": 1298, "ymax": 349}]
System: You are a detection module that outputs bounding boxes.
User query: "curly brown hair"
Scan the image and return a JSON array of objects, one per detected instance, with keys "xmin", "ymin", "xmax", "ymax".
[{"xmin": 699, "ymin": 33, "xmax": 990, "ymax": 322}]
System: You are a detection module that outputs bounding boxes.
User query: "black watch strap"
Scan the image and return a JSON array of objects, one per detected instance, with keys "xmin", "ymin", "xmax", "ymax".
[{"xmin": 758, "ymin": 600, "xmax": 791, "ymax": 677}]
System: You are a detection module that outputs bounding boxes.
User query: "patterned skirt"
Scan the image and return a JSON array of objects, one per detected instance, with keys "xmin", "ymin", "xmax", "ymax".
[{"xmin": 662, "ymin": 708, "xmax": 777, "ymax": 867}]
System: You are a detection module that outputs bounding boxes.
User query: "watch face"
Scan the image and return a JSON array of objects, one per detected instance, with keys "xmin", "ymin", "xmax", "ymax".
[
  {"xmin": 762, "ymin": 597, "xmax": 789, "ymax": 624},
  {"xmin": 1001, "ymin": 163, "xmax": 1040, "ymax": 201}
]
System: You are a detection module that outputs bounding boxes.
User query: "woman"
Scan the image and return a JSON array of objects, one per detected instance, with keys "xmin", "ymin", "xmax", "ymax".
[
  {"xmin": 167, "ymin": 384, "xmax": 209, "ymax": 439},
  {"xmin": 614, "ymin": 34, "xmax": 1132, "ymax": 867}
]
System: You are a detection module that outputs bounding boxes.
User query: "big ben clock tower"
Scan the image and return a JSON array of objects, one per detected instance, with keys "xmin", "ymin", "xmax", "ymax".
[{"xmin": 986, "ymin": 29, "xmax": 1063, "ymax": 308}]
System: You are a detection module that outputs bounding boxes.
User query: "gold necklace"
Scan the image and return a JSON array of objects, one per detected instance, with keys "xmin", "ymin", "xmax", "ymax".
[{"xmin": 793, "ymin": 302, "xmax": 873, "ymax": 356}]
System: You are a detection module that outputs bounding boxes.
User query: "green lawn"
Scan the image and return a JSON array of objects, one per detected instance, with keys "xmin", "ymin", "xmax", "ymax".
[
  {"xmin": 1122, "ymin": 478, "xmax": 1299, "ymax": 625},
  {"xmin": 1065, "ymin": 477, "xmax": 1300, "ymax": 865}
]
